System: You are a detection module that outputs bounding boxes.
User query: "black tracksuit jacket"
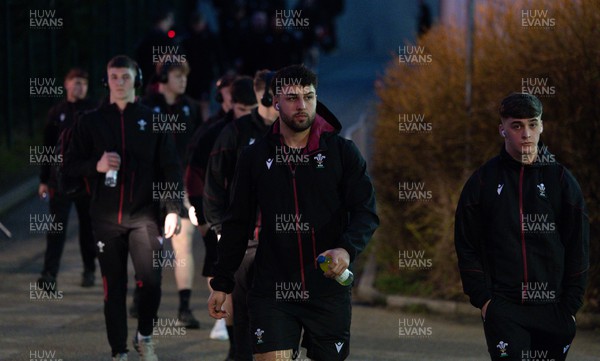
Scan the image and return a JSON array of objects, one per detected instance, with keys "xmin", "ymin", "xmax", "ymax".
[
  {"xmin": 185, "ymin": 110, "xmax": 235, "ymax": 225},
  {"xmin": 141, "ymin": 92, "xmax": 203, "ymax": 166},
  {"xmin": 40, "ymin": 98, "xmax": 96, "ymax": 188},
  {"xmin": 210, "ymin": 104, "xmax": 379, "ymax": 297},
  {"xmin": 65, "ymin": 101, "xmax": 182, "ymax": 225},
  {"xmin": 203, "ymin": 107, "xmax": 270, "ymax": 228},
  {"xmin": 455, "ymin": 145, "xmax": 589, "ymax": 316}
]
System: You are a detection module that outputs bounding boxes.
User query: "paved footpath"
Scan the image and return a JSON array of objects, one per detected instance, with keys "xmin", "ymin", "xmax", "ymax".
[{"xmin": 1, "ymin": 196, "xmax": 600, "ymax": 361}]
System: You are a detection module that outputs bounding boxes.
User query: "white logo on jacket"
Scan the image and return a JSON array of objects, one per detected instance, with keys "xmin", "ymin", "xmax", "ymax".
[
  {"xmin": 335, "ymin": 342, "xmax": 344, "ymax": 353},
  {"xmin": 314, "ymin": 153, "xmax": 326, "ymax": 168},
  {"xmin": 266, "ymin": 158, "xmax": 273, "ymax": 169},
  {"xmin": 537, "ymin": 183, "xmax": 546, "ymax": 197},
  {"xmin": 138, "ymin": 119, "xmax": 147, "ymax": 131},
  {"xmin": 497, "ymin": 184, "xmax": 504, "ymax": 195}
]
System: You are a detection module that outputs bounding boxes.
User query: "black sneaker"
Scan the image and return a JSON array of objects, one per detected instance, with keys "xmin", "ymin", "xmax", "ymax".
[
  {"xmin": 81, "ymin": 272, "xmax": 95, "ymax": 287},
  {"xmin": 176, "ymin": 309, "xmax": 200, "ymax": 329},
  {"xmin": 37, "ymin": 273, "xmax": 57, "ymax": 291}
]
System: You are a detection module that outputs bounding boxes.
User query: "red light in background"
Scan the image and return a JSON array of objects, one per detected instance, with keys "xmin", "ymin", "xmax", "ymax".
[{"xmin": 167, "ymin": 30, "xmax": 176, "ymax": 38}]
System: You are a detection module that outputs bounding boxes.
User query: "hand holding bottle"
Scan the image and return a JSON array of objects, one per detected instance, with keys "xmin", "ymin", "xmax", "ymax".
[
  {"xmin": 97, "ymin": 151, "xmax": 121, "ymax": 187},
  {"xmin": 96, "ymin": 151, "xmax": 121, "ymax": 173},
  {"xmin": 317, "ymin": 248, "xmax": 353, "ymax": 286}
]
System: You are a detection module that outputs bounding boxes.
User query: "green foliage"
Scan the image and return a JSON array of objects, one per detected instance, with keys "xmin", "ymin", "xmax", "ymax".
[{"xmin": 372, "ymin": 0, "xmax": 600, "ymax": 310}]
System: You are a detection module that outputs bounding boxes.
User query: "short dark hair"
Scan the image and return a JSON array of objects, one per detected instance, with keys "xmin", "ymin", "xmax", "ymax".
[
  {"xmin": 254, "ymin": 69, "xmax": 274, "ymax": 93},
  {"xmin": 64, "ymin": 68, "xmax": 88, "ymax": 81},
  {"xmin": 231, "ymin": 76, "xmax": 257, "ymax": 106},
  {"xmin": 107, "ymin": 55, "xmax": 139, "ymax": 75},
  {"xmin": 271, "ymin": 64, "xmax": 317, "ymax": 96},
  {"xmin": 156, "ymin": 61, "xmax": 190, "ymax": 77},
  {"xmin": 499, "ymin": 93, "xmax": 543, "ymax": 120}
]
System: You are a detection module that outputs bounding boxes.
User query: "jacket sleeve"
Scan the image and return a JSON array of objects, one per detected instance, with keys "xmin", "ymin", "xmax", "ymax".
[
  {"xmin": 185, "ymin": 125, "xmax": 207, "ymax": 224},
  {"xmin": 203, "ymin": 123, "xmax": 238, "ymax": 229},
  {"xmin": 454, "ymin": 170, "xmax": 491, "ymax": 309},
  {"xmin": 210, "ymin": 148, "xmax": 257, "ymax": 293},
  {"xmin": 157, "ymin": 132, "xmax": 184, "ymax": 215},
  {"xmin": 40, "ymin": 107, "xmax": 59, "ymax": 184},
  {"xmin": 337, "ymin": 139, "xmax": 379, "ymax": 263},
  {"xmin": 64, "ymin": 113, "xmax": 100, "ymax": 178},
  {"xmin": 559, "ymin": 167, "xmax": 589, "ymax": 315}
]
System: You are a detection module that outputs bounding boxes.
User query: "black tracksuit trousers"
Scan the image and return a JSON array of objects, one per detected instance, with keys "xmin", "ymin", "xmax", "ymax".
[
  {"xmin": 93, "ymin": 219, "xmax": 163, "ymax": 356},
  {"xmin": 483, "ymin": 297, "xmax": 577, "ymax": 361},
  {"xmin": 42, "ymin": 191, "xmax": 96, "ymax": 277}
]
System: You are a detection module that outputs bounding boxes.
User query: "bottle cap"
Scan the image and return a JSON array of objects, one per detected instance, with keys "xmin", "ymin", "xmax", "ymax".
[{"xmin": 317, "ymin": 255, "xmax": 326, "ymax": 264}]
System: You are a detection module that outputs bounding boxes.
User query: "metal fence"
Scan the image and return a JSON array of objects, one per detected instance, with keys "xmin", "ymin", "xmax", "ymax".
[{"xmin": 0, "ymin": 0, "xmax": 193, "ymax": 148}]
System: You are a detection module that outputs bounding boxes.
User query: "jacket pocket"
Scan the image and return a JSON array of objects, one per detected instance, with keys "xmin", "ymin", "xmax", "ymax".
[{"xmin": 482, "ymin": 298, "xmax": 495, "ymax": 323}]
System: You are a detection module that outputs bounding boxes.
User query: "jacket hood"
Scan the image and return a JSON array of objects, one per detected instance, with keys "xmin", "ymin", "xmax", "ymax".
[{"xmin": 268, "ymin": 101, "xmax": 342, "ymax": 154}]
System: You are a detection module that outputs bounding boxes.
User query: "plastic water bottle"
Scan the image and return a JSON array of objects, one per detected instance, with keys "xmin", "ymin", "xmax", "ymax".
[
  {"xmin": 105, "ymin": 169, "xmax": 118, "ymax": 187},
  {"xmin": 317, "ymin": 255, "xmax": 354, "ymax": 286}
]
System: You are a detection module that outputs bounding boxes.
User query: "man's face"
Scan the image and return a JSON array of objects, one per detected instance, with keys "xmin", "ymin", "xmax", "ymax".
[
  {"xmin": 232, "ymin": 102, "xmax": 256, "ymax": 119},
  {"xmin": 275, "ymin": 84, "xmax": 317, "ymax": 133},
  {"xmin": 499, "ymin": 117, "xmax": 543, "ymax": 162},
  {"xmin": 166, "ymin": 69, "xmax": 187, "ymax": 95},
  {"xmin": 107, "ymin": 67, "xmax": 136, "ymax": 100},
  {"xmin": 221, "ymin": 86, "xmax": 233, "ymax": 112},
  {"xmin": 64, "ymin": 77, "xmax": 88, "ymax": 100}
]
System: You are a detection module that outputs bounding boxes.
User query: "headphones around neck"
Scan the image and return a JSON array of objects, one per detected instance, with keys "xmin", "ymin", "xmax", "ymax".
[
  {"xmin": 260, "ymin": 71, "xmax": 276, "ymax": 107},
  {"xmin": 102, "ymin": 64, "xmax": 143, "ymax": 89}
]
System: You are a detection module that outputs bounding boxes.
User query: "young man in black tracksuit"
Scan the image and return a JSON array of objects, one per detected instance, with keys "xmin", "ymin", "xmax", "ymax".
[
  {"xmin": 455, "ymin": 93, "xmax": 589, "ymax": 361},
  {"xmin": 186, "ymin": 76, "xmax": 257, "ymax": 354},
  {"xmin": 140, "ymin": 61, "xmax": 203, "ymax": 329},
  {"xmin": 66, "ymin": 55, "xmax": 182, "ymax": 361},
  {"xmin": 37, "ymin": 68, "xmax": 97, "ymax": 290},
  {"xmin": 208, "ymin": 65, "xmax": 379, "ymax": 361},
  {"xmin": 204, "ymin": 69, "xmax": 279, "ymax": 361}
]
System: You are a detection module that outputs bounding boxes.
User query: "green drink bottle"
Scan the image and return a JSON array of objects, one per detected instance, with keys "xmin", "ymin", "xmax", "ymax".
[{"xmin": 317, "ymin": 255, "xmax": 354, "ymax": 286}]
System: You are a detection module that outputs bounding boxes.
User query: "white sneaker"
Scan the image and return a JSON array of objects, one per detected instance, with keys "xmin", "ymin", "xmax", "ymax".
[
  {"xmin": 112, "ymin": 353, "xmax": 128, "ymax": 361},
  {"xmin": 133, "ymin": 333, "xmax": 158, "ymax": 361},
  {"xmin": 209, "ymin": 318, "xmax": 229, "ymax": 341}
]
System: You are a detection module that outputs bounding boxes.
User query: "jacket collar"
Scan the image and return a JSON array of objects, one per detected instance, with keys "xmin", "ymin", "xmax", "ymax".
[{"xmin": 500, "ymin": 142, "xmax": 553, "ymax": 169}]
